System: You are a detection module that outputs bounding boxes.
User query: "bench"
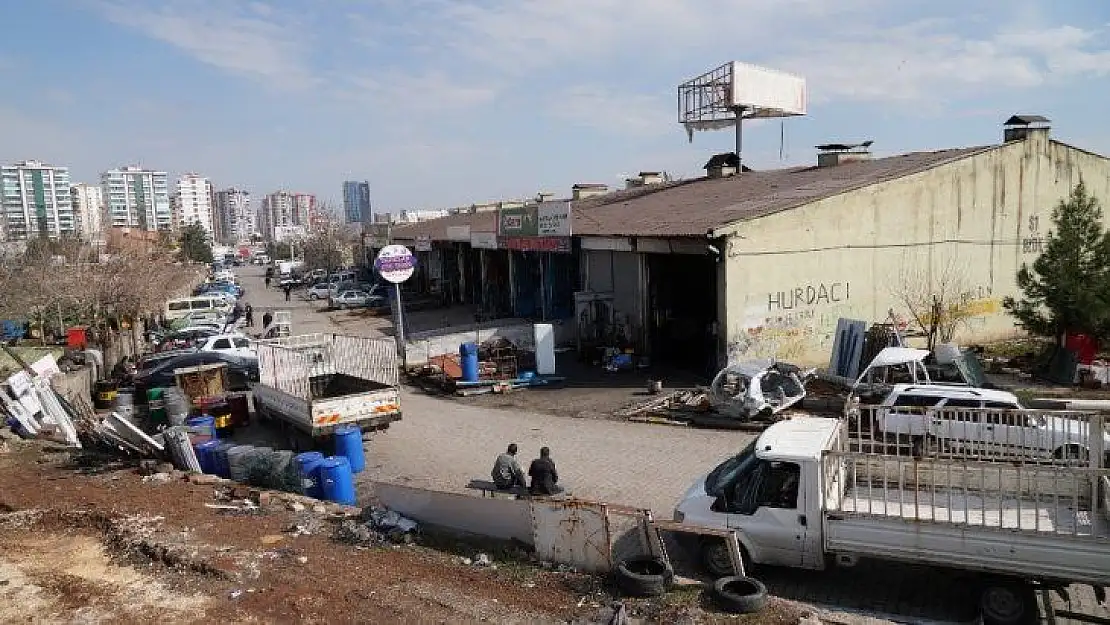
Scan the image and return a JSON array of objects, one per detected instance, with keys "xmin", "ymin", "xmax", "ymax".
[{"xmin": 466, "ymin": 479, "xmax": 525, "ymax": 499}]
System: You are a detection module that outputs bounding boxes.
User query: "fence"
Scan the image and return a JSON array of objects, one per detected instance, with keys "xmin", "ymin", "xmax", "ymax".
[{"xmin": 257, "ymin": 333, "xmax": 398, "ymax": 400}]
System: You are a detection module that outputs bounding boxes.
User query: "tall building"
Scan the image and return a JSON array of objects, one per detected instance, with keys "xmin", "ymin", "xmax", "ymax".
[
  {"xmin": 259, "ymin": 190, "xmax": 314, "ymax": 239},
  {"xmin": 71, "ymin": 183, "xmax": 104, "ymax": 242},
  {"xmin": 209, "ymin": 183, "xmax": 222, "ymax": 243},
  {"xmin": 171, "ymin": 173, "xmax": 214, "ymax": 238},
  {"xmin": 213, "ymin": 188, "xmax": 254, "ymax": 244},
  {"xmin": 343, "ymin": 180, "xmax": 372, "ymax": 224},
  {"xmin": 0, "ymin": 160, "xmax": 74, "ymax": 241},
  {"xmin": 100, "ymin": 166, "xmax": 171, "ymax": 231}
]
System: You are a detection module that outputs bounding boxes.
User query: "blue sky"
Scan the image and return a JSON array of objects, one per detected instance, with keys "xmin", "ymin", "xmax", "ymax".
[{"xmin": 2, "ymin": 1, "xmax": 1108, "ymax": 213}]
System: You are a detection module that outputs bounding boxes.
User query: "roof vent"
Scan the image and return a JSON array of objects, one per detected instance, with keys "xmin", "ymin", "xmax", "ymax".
[
  {"xmin": 572, "ymin": 184, "xmax": 609, "ymax": 200},
  {"xmin": 536, "ymin": 192, "xmax": 554, "ymax": 203},
  {"xmin": 816, "ymin": 141, "xmax": 873, "ymax": 167},
  {"xmin": 638, "ymin": 171, "xmax": 664, "ymax": 185},
  {"xmin": 1003, "ymin": 115, "xmax": 1050, "ymax": 143}
]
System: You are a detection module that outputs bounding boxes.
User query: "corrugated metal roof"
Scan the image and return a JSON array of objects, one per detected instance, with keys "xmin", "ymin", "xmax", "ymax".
[
  {"xmin": 571, "ymin": 146, "xmax": 995, "ymax": 237},
  {"xmin": 390, "ymin": 209, "xmax": 498, "ymax": 241},
  {"xmin": 390, "ymin": 145, "xmax": 995, "ymax": 241}
]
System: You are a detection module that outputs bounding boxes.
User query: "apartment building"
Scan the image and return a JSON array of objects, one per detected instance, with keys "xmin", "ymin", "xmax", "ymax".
[{"xmin": 0, "ymin": 160, "xmax": 74, "ymax": 240}]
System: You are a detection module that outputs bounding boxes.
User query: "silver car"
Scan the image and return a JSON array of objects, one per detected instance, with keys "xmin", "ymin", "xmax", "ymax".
[{"xmin": 333, "ymin": 290, "xmax": 379, "ymax": 309}]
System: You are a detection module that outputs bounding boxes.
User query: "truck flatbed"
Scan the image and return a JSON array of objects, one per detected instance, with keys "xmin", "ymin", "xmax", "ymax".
[{"xmin": 839, "ymin": 485, "xmax": 1108, "ymax": 537}]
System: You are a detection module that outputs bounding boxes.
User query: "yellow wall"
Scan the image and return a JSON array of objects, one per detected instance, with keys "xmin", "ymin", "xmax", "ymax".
[{"xmin": 723, "ymin": 132, "xmax": 1110, "ymax": 366}]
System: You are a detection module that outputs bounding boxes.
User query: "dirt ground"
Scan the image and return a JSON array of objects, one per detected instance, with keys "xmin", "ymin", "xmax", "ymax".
[{"xmin": 0, "ymin": 434, "xmax": 813, "ymax": 625}]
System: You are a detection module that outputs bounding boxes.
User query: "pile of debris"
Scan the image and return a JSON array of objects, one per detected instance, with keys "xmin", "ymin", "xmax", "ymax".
[{"xmin": 407, "ymin": 336, "xmax": 565, "ymax": 397}]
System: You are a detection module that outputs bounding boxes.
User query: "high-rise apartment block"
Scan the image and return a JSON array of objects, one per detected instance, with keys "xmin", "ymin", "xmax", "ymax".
[
  {"xmin": 259, "ymin": 190, "xmax": 315, "ymax": 240},
  {"xmin": 171, "ymin": 173, "xmax": 215, "ymax": 238},
  {"xmin": 0, "ymin": 160, "xmax": 73, "ymax": 241},
  {"xmin": 214, "ymin": 188, "xmax": 254, "ymax": 244},
  {"xmin": 100, "ymin": 166, "xmax": 171, "ymax": 231},
  {"xmin": 71, "ymin": 183, "xmax": 104, "ymax": 242},
  {"xmin": 343, "ymin": 180, "xmax": 372, "ymax": 224}
]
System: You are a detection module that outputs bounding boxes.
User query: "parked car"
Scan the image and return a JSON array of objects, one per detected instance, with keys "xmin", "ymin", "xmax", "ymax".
[
  {"xmin": 198, "ymin": 333, "xmax": 256, "ymax": 358},
  {"xmin": 154, "ymin": 327, "xmax": 219, "ymax": 351},
  {"xmin": 306, "ymin": 282, "xmax": 332, "ymax": 300},
  {"xmin": 332, "ymin": 290, "xmax": 381, "ymax": 309},
  {"xmin": 133, "ymin": 351, "xmax": 259, "ymax": 398}
]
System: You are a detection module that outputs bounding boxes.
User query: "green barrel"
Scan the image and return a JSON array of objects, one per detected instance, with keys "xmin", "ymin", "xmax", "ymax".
[{"xmin": 147, "ymin": 387, "xmax": 167, "ymax": 426}]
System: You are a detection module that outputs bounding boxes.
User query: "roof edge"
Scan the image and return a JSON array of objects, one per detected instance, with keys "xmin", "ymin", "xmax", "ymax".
[{"xmin": 707, "ymin": 145, "xmax": 999, "ymax": 239}]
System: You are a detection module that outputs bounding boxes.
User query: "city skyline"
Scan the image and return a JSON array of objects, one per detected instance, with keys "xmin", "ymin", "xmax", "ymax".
[{"xmin": 0, "ymin": 2, "xmax": 1105, "ymax": 214}]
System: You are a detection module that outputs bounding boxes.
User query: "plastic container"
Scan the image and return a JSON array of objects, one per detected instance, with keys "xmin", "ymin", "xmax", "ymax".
[
  {"xmin": 226, "ymin": 392, "xmax": 250, "ymax": 427},
  {"xmin": 147, "ymin": 387, "xmax": 167, "ymax": 426},
  {"xmin": 114, "ymin": 390, "xmax": 135, "ymax": 418},
  {"xmin": 185, "ymin": 415, "xmax": 216, "ymax": 445},
  {"xmin": 66, "ymin": 326, "xmax": 88, "ymax": 349},
  {"xmin": 93, "ymin": 380, "xmax": 118, "ymax": 410},
  {"xmin": 294, "ymin": 451, "xmax": 326, "ymax": 498},
  {"xmin": 319, "ymin": 456, "xmax": 356, "ymax": 506},
  {"xmin": 194, "ymin": 439, "xmax": 222, "ymax": 474},
  {"xmin": 459, "ymin": 341, "xmax": 479, "ymax": 382},
  {"xmin": 212, "ymin": 442, "xmax": 235, "ymax": 478},
  {"xmin": 164, "ymin": 387, "xmax": 191, "ymax": 426},
  {"xmin": 333, "ymin": 424, "xmax": 365, "ymax": 473}
]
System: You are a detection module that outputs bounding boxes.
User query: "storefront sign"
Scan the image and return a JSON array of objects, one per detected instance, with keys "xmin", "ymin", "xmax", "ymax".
[
  {"xmin": 446, "ymin": 225, "xmax": 470, "ymax": 241},
  {"xmin": 415, "ymin": 235, "xmax": 432, "ymax": 252},
  {"xmin": 537, "ymin": 201, "xmax": 572, "ymax": 236},
  {"xmin": 499, "ymin": 236, "xmax": 571, "ymax": 253},
  {"xmin": 470, "ymin": 231, "xmax": 499, "ymax": 249},
  {"xmin": 374, "ymin": 244, "xmax": 415, "ymax": 283},
  {"xmin": 498, "ymin": 206, "xmax": 539, "ymax": 236}
]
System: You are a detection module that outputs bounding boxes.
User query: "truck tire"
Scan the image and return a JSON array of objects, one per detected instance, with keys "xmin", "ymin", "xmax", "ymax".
[
  {"xmin": 712, "ymin": 576, "xmax": 767, "ymax": 614},
  {"xmin": 979, "ymin": 579, "xmax": 1037, "ymax": 625},
  {"xmin": 700, "ymin": 538, "xmax": 749, "ymax": 577},
  {"xmin": 613, "ymin": 556, "xmax": 673, "ymax": 597}
]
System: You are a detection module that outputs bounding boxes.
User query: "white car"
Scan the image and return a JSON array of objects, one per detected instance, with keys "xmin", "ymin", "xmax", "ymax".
[
  {"xmin": 306, "ymin": 283, "xmax": 331, "ymax": 300},
  {"xmin": 180, "ymin": 310, "xmax": 228, "ymax": 327},
  {"xmin": 198, "ymin": 333, "xmax": 256, "ymax": 358},
  {"xmin": 332, "ymin": 290, "xmax": 379, "ymax": 309}
]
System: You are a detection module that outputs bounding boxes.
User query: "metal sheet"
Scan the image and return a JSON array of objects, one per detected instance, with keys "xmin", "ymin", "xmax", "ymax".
[
  {"xmin": 530, "ymin": 500, "xmax": 613, "ymax": 573},
  {"xmin": 374, "ymin": 481, "xmax": 534, "ymax": 543}
]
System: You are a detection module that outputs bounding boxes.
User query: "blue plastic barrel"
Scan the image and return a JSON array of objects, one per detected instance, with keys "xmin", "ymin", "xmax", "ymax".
[
  {"xmin": 333, "ymin": 424, "xmax": 365, "ymax": 473},
  {"xmin": 319, "ymin": 456, "xmax": 356, "ymax": 506},
  {"xmin": 186, "ymin": 415, "xmax": 216, "ymax": 438},
  {"xmin": 460, "ymin": 342, "xmax": 479, "ymax": 382},
  {"xmin": 212, "ymin": 442, "xmax": 234, "ymax": 478},
  {"xmin": 294, "ymin": 451, "xmax": 326, "ymax": 498},
  {"xmin": 195, "ymin": 440, "xmax": 222, "ymax": 474}
]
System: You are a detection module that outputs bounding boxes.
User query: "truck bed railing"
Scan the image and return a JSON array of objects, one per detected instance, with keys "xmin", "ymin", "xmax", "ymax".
[
  {"xmin": 257, "ymin": 333, "xmax": 399, "ymax": 400},
  {"xmin": 823, "ymin": 449, "xmax": 1110, "ymax": 539},
  {"xmin": 844, "ymin": 406, "xmax": 1108, "ymax": 467}
]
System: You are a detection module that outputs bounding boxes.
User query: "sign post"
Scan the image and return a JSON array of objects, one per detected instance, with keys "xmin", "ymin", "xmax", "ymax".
[{"xmin": 374, "ymin": 244, "xmax": 416, "ymax": 367}]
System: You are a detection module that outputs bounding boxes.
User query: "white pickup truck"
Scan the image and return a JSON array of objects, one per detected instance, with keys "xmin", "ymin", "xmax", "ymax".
[
  {"xmin": 674, "ymin": 416, "xmax": 1110, "ymax": 625},
  {"xmin": 252, "ymin": 333, "xmax": 402, "ymax": 449}
]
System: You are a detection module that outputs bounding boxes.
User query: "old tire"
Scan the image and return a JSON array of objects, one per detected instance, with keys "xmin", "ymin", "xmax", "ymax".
[
  {"xmin": 713, "ymin": 576, "xmax": 768, "ymax": 614},
  {"xmin": 614, "ymin": 556, "xmax": 673, "ymax": 597},
  {"xmin": 979, "ymin": 579, "xmax": 1037, "ymax": 625}
]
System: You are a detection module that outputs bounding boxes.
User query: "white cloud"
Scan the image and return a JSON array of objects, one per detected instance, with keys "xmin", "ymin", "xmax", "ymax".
[{"xmin": 92, "ymin": 0, "xmax": 316, "ymax": 89}]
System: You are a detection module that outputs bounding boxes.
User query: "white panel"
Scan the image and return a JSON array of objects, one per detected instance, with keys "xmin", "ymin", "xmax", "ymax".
[
  {"xmin": 446, "ymin": 225, "xmax": 470, "ymax": 241},
  {"xmin": 533, "ymin": 323, "xmax": 555, "ymax": 375},
  {"xmin": 581, "ymin": 236, "xmax": 633, "ymax": 251},
  {"xmin": 537, "ymin": 201, "xmax": 572, "ymax": 236},
  {"xmin": 731, "ymin": 61, "xmax": 807, "ymax": 116},
  {"xmin": 530, "ymin": 500, "xmax": 612, "ymax": 573},
  {"xmin": 374, "ymin": 481, "xmax": 534, "ymax": 544}
]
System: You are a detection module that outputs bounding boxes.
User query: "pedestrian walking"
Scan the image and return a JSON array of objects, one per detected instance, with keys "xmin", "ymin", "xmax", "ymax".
[
  {"xmin": 265, "ymin": 275, "xmax": 271, "ymax": 289},
  {"xmin": 262, "ymin": 311, "xmax": 273, "ymax": 329},
  {"xmin": 283, "ymin": 284, "xmax": 292, "ymax": 301},
  {"xmin": 244, "ymin": 304, "xmax": 254, "ymax": 327}
]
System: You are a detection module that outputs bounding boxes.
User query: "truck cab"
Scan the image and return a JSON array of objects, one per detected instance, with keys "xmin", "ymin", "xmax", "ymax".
[{"xmin": 674, "ymin": 417, "xmax": 837, "ymax": 575}]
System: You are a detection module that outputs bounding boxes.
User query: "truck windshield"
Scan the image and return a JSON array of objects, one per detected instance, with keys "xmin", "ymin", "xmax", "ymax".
[{"xmin": 705, "ymin": 439, "xmax": 758, "ymax": 497}]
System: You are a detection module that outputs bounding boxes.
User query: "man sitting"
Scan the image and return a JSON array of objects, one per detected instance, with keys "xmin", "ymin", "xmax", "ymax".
[
  {"xmin": 490, "ymin": 443, "xmax": 527, "ymax": 491},
  {"xmin": 528, "ymin": 446, "xmax": 563, "ymax": 496}
]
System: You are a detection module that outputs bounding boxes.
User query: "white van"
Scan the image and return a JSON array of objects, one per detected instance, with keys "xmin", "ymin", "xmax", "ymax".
[{"xmin": 164, "ymin": 296, "xmax": 234, "ymax": 321}]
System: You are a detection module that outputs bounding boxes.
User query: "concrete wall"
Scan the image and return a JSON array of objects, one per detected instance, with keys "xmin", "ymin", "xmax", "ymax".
[{"xmin": 723, "ymin": 132, "xmax": 1110, "ymax": 366}]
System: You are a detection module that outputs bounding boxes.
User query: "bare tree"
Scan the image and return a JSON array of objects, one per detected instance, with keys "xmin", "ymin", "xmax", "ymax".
[{"xmin": 892, "ymin": 256, "xmax": 976, "ymax": 351}]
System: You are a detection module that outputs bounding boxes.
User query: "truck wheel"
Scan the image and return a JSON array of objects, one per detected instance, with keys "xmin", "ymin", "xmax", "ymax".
[
  {"xmin": 613, "ymin": 556, "xmax": 673, "ymax": 597},
  {"xmin": 979, "ymin": 579, "xmax": 1037, "ymax": 625},
  {"xmin": 701, "ymin": 539, "xmax": 750, "ymax": 577},
  {"xmin": 712, "ymin": 576, "xmax": 768, "ymax": 614}
]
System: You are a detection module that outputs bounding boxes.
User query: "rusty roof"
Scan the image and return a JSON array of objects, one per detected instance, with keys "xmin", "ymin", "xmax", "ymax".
[
  {"xmin": 570, "ymin": 146, "xmax": 995, "ymax": 238},
  {"xmin": 390, "ymin": 209, "xmax": 498, "ymax": 241}
]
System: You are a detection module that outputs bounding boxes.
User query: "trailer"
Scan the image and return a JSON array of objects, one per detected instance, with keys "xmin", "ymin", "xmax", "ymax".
[
  {"xmin": 252, "ymin": 333, "xmax": 401, "ymax": 449},
  {"xmin": 675, "ymin": 415, "xmax": 1110, "ymax": 625}
]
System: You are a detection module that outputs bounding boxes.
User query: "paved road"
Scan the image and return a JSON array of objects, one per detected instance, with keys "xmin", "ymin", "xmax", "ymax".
[{"xmin": 236, "ymin": 265, "xmax": 1107, "ymax": 624}]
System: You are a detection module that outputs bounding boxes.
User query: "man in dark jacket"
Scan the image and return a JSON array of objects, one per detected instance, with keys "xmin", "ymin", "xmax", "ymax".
[{"xmin": 528, "ymin": 446, "xmax": 562, "ymax": 496}]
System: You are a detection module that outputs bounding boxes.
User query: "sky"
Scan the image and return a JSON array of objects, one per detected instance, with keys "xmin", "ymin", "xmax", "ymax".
[{"xmin": 1, "ymin": 1, "xmax": 1109, "ymax": 214}]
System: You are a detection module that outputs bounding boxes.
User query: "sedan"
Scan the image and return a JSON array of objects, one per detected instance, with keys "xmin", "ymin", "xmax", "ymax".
[
  {"xmin": 306, "ymin": 282, "xmax": 332, "ymax": 300},
  {"xmin": 198, "ymin": 333, "xmax": 256, "ymax": 358},
  {"xmin": 133, "ymin": 351, "xmax": 259, "ymax": 398},
  {"xmin": 333, "ymin": 290, "xmax": 381, "ymax": 309}
]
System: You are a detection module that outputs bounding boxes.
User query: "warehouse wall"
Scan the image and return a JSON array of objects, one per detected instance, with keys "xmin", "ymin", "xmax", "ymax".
[{"xmin": 722, "ymin": 130, "xmax": 1110, "ymax": 366}]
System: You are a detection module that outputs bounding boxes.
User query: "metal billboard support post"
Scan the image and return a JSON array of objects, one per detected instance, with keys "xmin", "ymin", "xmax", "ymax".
[{"xmin": 394, "ymin": 283, "xmax": 406, "ymax": 369}]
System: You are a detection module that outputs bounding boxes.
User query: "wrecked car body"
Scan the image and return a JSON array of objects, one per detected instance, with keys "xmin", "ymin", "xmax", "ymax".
[{"xmin": 708, "ymin": 360, "xmax": 816, "ymax": 420}]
